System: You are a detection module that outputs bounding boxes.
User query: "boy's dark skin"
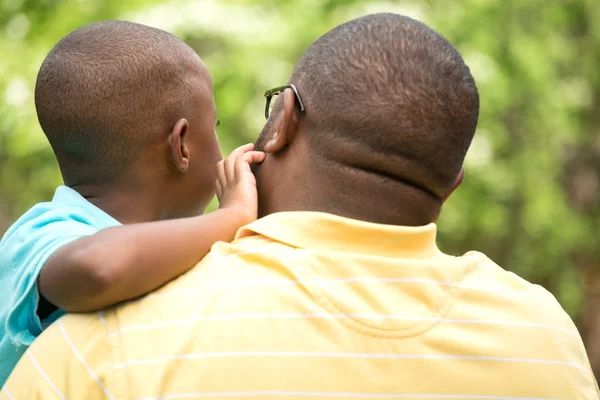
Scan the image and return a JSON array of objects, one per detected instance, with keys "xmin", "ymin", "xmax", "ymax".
[{"xmin": 33, "ymin": 21, "xmax": 264, "ymax": 313}]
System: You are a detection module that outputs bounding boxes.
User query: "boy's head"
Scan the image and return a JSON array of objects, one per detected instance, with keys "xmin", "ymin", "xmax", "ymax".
[{"xmin": 35, "ymin": 21, "xmax": 222, "ymax": 219}]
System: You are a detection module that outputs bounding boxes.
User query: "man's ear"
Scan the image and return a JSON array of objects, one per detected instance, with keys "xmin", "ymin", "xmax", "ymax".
[
  {"xmin": 168, "ymin": 118, "xmax": 190, "ymax": 173},
  {"xmin": 444, "ymin": 167, "xmax": 464, "ymax": 202},
  {"xmin": 264, "ymin": 88, "xmax": 301, "ymax": 154}
]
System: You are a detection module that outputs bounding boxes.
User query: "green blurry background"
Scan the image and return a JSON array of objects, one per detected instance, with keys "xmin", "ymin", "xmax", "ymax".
[{"xmin": 1, "ymin": 0, "xmax": 599, "ymax": 378}]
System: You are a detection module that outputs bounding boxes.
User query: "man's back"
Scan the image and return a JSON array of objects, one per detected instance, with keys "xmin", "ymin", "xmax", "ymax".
[{"xmin": 4, "ymin": 213, "xmax": 597, "ymax": 399}]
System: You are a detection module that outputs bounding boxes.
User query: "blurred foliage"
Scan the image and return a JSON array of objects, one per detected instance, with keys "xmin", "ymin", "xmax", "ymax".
[{"xmin": 1, "ymin": 0, "xmax": 599, "ymax": 374}]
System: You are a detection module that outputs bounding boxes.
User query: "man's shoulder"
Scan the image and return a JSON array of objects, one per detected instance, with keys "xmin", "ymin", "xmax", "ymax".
[
  {"xmin": 458, "ymin": 250, "xmax": 578, "ymax": 329},
  {"xmin": 8, "ymin": 311, "xmax": 110, "ymax": 369},
  {"xmin": 459, "ymin": 250, "xmax": 538, "ymax": 289},
  {"xmin": 3, "ymin": 312, "xmax": 115, "ymax": 399},
  {"xmin": 25, "ymin": 311, "xmax": 113, "ymax": 369},
  {"xmin": 39, "ymin": 311, "xmax": 109, "ymax": 342},
  {"xmin": 104, "ymin": 235, "xmax": 302, "ymax": 323}
]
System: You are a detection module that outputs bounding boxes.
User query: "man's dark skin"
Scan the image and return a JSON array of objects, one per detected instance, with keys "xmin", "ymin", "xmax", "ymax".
[
  {"xmin": 251, "ymin": 14, "xmax": 477, "ymax": 227},
  {"xmin": 254, "ymin": 90, "xmax": 465, "ymax": 227}
]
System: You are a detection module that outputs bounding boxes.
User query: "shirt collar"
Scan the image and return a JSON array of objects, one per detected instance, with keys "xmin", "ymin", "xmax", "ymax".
[
  {"xmin": 52, "ymin": 185, "xmax": 121, "ymax": 228},
  {"xmin": 237, "ymin": 212, "xmax": 441, "ymax": 259}
]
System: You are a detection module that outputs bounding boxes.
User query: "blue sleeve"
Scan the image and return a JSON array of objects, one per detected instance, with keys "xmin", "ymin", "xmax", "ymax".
[{"xmin": 0, "ymin": 209, "xmax": 99, "ymax": 346}]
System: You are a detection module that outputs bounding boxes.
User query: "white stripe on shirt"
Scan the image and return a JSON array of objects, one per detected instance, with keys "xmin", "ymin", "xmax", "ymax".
[
  {"xmin": 130, "ymin": 390, "xmax": 561, "ymax": 400},
  {"xmin": 107, "ymin": 313, "xmax": 578, "ymax": 337},
  {"xmin": 113, "ymin": 350, "xmax": 589, "ymax": 372},
  {"xmin": 147, "ymin": 277, "xmax": 531, "ymax": 300},
  {"xmin": 58, "ymin": 321, "xmax": 116, "ymax": 400},
  {"xmin": 27, "ymin": 351, "xmax": 66, "ymax": 400},
  {"xmin": 2, "ymin": 388, "xmax": 15, "ymax": 400}
]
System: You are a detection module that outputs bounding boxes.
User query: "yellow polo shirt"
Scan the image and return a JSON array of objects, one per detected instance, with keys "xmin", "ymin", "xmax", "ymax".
[{"xmin": 2, "ymin": 212, "xmax": 598, "ymax": 399}]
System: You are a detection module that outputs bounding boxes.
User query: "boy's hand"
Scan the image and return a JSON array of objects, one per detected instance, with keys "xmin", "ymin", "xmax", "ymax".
[
  {"xmin": 216, "ymin": 143, "xmax": 265, "ymax": 225},
  {"xmin": 40, "ymin": 144, "xmax": 264, "ymax": 314}
]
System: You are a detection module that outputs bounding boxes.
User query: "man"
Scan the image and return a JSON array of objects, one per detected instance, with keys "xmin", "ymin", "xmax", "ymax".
[{"xmin": 3, "ymin": 13, "xmax": 598, "ymax": 399}]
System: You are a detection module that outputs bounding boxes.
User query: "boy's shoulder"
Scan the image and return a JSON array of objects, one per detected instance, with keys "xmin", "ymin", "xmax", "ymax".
[
  {"xmin": 0, "ymin": 186, "xmax": 122, "ymax": 383},
  {"xmin": 1, "ymin": 195, "xmax": 68, "ymax": 245},
  {"xmin": 0, "ymin": 185, "xmax": 120, "ymax": 266},
  {"xmin": 0, "ymin": 186, "xmax": 122, "ymax": 343}
]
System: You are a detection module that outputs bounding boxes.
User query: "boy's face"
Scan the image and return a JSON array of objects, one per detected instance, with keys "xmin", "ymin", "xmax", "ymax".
[
  {"xmin": 188, "ymin": 92, "xmax": 222, "ymax": 215},
  {"xmin": 167, "ymin": 64, "xmax": 222, "ymax": 218}
]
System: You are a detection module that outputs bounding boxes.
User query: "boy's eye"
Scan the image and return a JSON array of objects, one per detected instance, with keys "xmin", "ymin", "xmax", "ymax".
[{"xmin": 215, "ymin": 119, "xmax": 221, "ymax": 127}]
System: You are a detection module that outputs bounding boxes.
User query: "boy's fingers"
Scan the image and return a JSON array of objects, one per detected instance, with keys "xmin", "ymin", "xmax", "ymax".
[
  {"xmin": 224, "ymin": 144, "xmax": 257, "ymax": 181},
  {"xmin": 217, "ymin": 160, "xmax": 227, "ymax": 188},
  {"xmin": 215, "ymin": 179, "xmax": 223, "ymax": 200},
  {"xmin": 225, "ymin": 144, "xmax": 253, "ymax": 181},
  {"xmin": 234, "ymin": 157, "xmax": 252, "ymax": 182},
  {"xmin": 227, "ymin": 143, "xmax": 254, "ymax": 160},
  {"xmin": 233, "ymin": 152, "xmax": 264, "ymax": 180},
  {"xmin": 241, "ymin": 143, "xmax": 255, "ymax": 152},
  {"xmin": 241, "ymin": 151, "xmax": 266, "ymax": 164},
  {"xmin": 224, "ymin": 157, "xmax": 236, "ymax": 181}
]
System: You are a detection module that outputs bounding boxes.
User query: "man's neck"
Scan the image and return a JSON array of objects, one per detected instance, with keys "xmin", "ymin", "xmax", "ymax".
[{"xmin": 260, "ymin": 161, "xmax": 442, "ymax": 227}]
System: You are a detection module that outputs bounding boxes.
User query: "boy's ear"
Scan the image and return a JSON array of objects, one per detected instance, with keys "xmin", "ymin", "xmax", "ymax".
[
  {"xmin": 443, "ymin": 167, "xmax": 464, "ymax": 202},
  {"xmin": 264, "ymin": 88, "xmax": 301, "ymax": 154},
  {"xmin": 168, "ymin": 118, "xmax": 190, "ymax": 173}
]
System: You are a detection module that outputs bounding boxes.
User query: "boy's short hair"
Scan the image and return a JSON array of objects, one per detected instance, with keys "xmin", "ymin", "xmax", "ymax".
[{"xmin": 35, "ymin": 20, "xmax": 201, "ymax": 184}]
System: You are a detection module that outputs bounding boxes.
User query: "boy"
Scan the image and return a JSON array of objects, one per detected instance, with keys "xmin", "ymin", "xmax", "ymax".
[{"xmin": 0, "ymin": 20, "xmax": 263, "ymax": 385}]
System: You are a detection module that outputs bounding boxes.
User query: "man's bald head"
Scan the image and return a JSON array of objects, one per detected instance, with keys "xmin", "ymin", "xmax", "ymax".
[
  {"xmin": 35, "ymin": 20, "xmax": 209, "ymax": 185},
  {"xmin": 287, "ymin": 13, "xmax": 479, "ymax": 199},
  {"xmin": 255, "ymin": 13, "xmax": 479, "ymax": 224}
]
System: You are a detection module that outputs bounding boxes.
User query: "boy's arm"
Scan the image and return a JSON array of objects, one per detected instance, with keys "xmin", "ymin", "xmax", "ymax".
[
  {"xmin": 39, "ymin": 145, "xmax": 264, "ymax": 312},
  {"xmin": 39, "ymin": 208, "xmax": 248, "ymax": 312}
]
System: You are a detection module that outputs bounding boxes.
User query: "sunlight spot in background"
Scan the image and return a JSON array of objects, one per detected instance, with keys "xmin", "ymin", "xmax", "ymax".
[
  {"xmin": 4, "ymin": 77, "xmax": 29, "ymax": 106},
  {"xmin": 256, "ymin": 58, "xmax": 292, "ymax": 90},
  {"xmin": 124, "ymin": 0, "xmax": 286, "ymax": 46},
  {"xmin": 76, "ymin": 0, "xmax": 101, "ymax": 16},
  {"xmin": 560, "ymin": 77, "xmax": 592, "ymax": 108},
  {"xmin": 1, "ymin": 0, "xmax": 25, "ymax": 13},
  {"xmin": 6, "ymin": 12, "xmax": 30, "ymax": 40},
  {"xmin": 335, "ymin": 2, "xmax": 426, "ymax": 25},
  {"xmin": 464, "ymin": 132, "xmax": 493, "ymax": 167},
  {"xmin": 464, "ymin": 51, "xmax": 498, "ymax": 84}
]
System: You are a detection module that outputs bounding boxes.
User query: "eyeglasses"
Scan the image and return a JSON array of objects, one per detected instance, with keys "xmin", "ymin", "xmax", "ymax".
[{"xmin": 263, "ymin": 83, "xmax": 305, "ymax": 119}]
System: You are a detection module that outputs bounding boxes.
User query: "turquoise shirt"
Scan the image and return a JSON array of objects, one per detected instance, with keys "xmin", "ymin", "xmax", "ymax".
[{"xmin": 0, "ymin": 186, "xmax": 120, "ymax": 386}]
